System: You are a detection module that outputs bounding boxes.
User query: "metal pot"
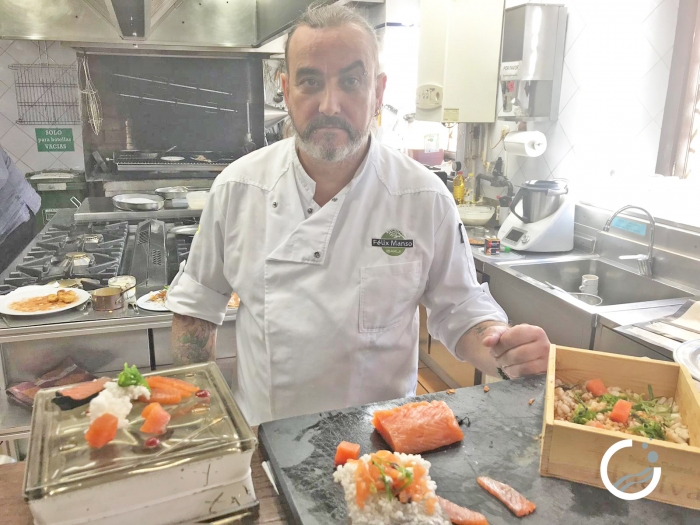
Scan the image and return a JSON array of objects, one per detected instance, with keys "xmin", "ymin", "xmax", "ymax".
[
  {"xmin": 510, "ymin": 180, "xmax": 568, "ymax": 224},
  {"xmin": 112, "ymin": 194, "xmax": 165, "ymax": 212},
  {"xmin": 91, "ymin": 287, "xmax": 126, "ymax": 311}
]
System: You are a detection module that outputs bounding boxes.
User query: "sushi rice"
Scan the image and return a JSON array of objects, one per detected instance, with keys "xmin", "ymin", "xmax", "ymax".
[
  {"xmin": 333, "ymin": 453, "xmax": 450, "ymax": 525},
  {"xmin": 88, "ymin": 381, "xmax": 150, "ymax": 429}
]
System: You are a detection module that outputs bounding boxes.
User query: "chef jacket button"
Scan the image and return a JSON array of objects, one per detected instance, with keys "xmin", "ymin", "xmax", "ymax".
[
  {"xmin": 272, "ymin": 201, "xmax": 278, "ymax": 208},
  {"xmin": 307, "ymin": 208, "xmax": 313, "ymax": 214},
  {"xmin": 331, "ymin": 197, "xmax": 338, "ymax": 202},
  {"xmin": 314, "ymin": 251, "xmax": 321, "ymax": 259}
]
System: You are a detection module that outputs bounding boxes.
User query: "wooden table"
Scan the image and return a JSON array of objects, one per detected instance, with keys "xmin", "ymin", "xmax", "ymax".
[{"xmin": 0, "ymin": 436, "xmax": 287, "ymax": 525}]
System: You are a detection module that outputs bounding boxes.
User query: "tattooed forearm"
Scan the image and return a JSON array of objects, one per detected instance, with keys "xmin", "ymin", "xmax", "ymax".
[
  {"xmin": 468, "ymin": 321, "xmax": 507, "ymax": 338},
  {"xmin": 171, "ymin": 313, "xmax": 218, "ymax": 365}
]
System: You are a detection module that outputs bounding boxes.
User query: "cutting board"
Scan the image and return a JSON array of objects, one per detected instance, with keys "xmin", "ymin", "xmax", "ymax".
[{"xmin": 259, "ymin": 376, "xmax": 699, "ymax": 524}]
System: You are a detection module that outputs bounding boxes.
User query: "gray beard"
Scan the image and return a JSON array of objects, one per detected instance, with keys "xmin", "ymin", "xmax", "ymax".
[{"xmin": 291, "ymin": 114, "xmax": 372, "ymax": 162}]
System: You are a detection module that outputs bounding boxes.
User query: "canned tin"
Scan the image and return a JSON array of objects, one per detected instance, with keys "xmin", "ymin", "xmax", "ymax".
[{"xmin": 485, "ymin": 237, "xmax": 500, "ymax": 255}]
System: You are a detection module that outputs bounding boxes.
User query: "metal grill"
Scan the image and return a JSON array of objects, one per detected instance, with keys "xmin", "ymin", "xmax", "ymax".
[
  {"xmin": 151, "ymin": 249, "xmax": 163, "ymax": 266},
  {"xmin": 10, "ymin": 63, "xmax": 80, "ymax": 125}
]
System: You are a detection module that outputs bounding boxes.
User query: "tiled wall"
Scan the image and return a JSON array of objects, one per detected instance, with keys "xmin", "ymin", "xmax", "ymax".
[
  {"xmin": 483, "ymin": 0, "xmax": 679, "ymax": 200},
  {"xmin": 0, "ymin": 40, "xmax": 85, "ymax": 173}
]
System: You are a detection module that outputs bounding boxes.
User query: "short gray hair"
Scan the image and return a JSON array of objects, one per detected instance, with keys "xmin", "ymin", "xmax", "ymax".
[{"xmin": 284, "ymin": 3, "xmax": 380, "ymax": 74}]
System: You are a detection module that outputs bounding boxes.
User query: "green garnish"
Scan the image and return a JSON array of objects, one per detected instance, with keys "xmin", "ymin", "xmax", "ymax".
[
  {"xmin": 371, "ymin": 460, "xmax": 394, "ymax": 501},
  {"xmin": 390, "ymin": 462, "xmax": 414, "ymax": 492},
  {"xmin": 630, "ymin": 416, "xmax": 666, "ymax": 440},
  {"xmin": 648, "ymin": 384, "xmax": 655, "ymax": 401},
  {"xmin": 117, "ymin": 363, "xmax": 151, "ymax": 392},
  {"xmin": 572, "ymin": 404, "xmax": 598, "ymax": 425}
]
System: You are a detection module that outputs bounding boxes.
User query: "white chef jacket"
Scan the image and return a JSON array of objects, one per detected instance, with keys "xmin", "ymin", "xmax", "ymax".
[{"xmin": 166, "ymin": 136, "xmax": 507, "ymax": 425}]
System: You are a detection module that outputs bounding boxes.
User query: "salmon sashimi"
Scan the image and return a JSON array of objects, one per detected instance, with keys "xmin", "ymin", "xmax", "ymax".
[
  {"xmin": 85, "ymin": 413, "xmax": 118, "ymax": 448},
  {"xmin": 140, "ymin": 403, "xmax": 171, "ymax": 434},
  {"xmin": 477, "ymin": 476, "xmax": 536, "ymax": 517},
  {"xmin": 141, "ymin": 402, "xmax": 163, "ymax": 419},
  {"xmin": 437, "ymin": 496, "xmax": 489, "ymax": 525},
  {"xmin": 372, "ymin": 400, "xmax": 464, "ymax": 454},
  {"xmin": 60, "ymin": 377, "xmax": 110, "ymax": 400},
  {"xmin": 146, "ymin": 376, "xmax": 198, "ymax": 394},
  {"xmin": 334, "ymin": 441, "xmax": 361, "ymax": 466},
  {"xmin": 139, "ymin": 387, "xmax": 182, "ymax": 405}
]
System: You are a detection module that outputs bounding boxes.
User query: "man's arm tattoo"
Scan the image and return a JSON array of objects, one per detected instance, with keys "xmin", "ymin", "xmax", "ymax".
[{"xmin": 171, "ymin": 313, "xmax": 218, "ymax": 365}]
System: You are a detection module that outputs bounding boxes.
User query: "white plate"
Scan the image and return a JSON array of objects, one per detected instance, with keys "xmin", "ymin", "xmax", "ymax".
[
  {"xmin": 673, "ymin": 339, "xmax": 700, "ymax": 381},
  {"xmin": 161, "ymin": 156, "xmax": 185, "ymax": 162},
  {"xmin": 136, "ymin": 290, "xmax": 170, "ymax": 312},
  {"xmin": 0, "ymin": 287, "xmax": 90, "ymax": 317}
]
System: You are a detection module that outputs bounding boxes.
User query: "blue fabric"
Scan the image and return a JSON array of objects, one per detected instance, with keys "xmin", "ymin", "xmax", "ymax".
[{"xmin": 0, "ymin": 147, "xmax": 40, "ymax": 243}]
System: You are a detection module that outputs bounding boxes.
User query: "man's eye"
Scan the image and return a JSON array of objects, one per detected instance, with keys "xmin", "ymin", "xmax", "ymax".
[
  {"xmin": 342, "ymin": 77, "xmax": 360, "ymax": 88},
  {"xmin": 300, "ymin": 78, "xmax": 319, "ymax": 87}
]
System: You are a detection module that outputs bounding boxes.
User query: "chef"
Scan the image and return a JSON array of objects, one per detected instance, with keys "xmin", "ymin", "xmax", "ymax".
[{"xmin": 166, "ymin": 4, "xmax": 550, "ymax": 425}]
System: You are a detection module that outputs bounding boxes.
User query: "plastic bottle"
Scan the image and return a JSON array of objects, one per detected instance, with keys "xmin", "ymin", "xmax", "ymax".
[
  {"xmin": 453, "ymin": 171, "xmax": 465, "ymax": 204},
  {"xmin": 466, "ymin": 172, "xmax": 476, "ymax": 203}
]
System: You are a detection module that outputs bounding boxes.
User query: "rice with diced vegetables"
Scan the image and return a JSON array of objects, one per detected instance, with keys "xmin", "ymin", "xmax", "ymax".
[
  {"xmin": 554, "ymin": 379, "xmax": 690, "ymax": 445},
  {"xmin": 333, "ymin": 451, "xmax": 449, "ymax": 525}
]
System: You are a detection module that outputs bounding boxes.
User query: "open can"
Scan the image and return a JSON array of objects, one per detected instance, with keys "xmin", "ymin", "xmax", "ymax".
[{"xmin": 485, "ymin": 237, "xmax": 501, "ymax": 255}]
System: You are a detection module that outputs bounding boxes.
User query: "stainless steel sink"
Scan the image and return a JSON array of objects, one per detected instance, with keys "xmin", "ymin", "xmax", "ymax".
[{"xmin": 506, "ymin": 258, "xmax": 692, "ymax": 307}]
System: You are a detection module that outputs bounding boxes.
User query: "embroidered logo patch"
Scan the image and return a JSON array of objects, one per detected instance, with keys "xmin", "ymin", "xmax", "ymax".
[{"xmin": 372, "ymin": 229, "xmax": 414, "ymax": 256}]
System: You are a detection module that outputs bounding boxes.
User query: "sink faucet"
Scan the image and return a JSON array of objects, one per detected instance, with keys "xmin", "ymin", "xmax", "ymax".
[{"xmin": 602, "ymin": 205, "xmax": 656, "ymax": 277}]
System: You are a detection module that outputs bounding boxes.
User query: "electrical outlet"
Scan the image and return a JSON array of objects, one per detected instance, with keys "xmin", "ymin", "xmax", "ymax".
[{"xmin": 501, "ymin": 125, "xmax": 510, "ymax": 138}]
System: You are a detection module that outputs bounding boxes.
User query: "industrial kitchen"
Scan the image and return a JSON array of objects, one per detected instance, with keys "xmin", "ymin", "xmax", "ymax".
[{"xmin": 1, "ymin": 1, "xmax": 700, "ymax": 524}]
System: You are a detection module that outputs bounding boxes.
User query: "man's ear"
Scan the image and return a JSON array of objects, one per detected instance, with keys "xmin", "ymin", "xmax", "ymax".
[
  {"xmin": 374, "ymin": 73, "xmax": 388, "ymax": 113},
  {"xmin": 281, "ymin": 71, "xmax": 290, "ymax": 106}
]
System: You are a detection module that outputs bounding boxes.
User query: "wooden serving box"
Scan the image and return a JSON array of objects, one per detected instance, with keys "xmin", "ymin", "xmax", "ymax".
[{"xmin": 540, "ymin": 345, "xmax": 700, "ymax": 510}]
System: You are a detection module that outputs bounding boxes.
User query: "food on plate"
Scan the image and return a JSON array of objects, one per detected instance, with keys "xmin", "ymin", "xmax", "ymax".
[
  {"xmin": 334, "ymin": 450, "xmax": 450, "ymax": 524},
  {"xmin": 9, "ymin": 289, "xmax": 80, "ymax": 312},
  {"xmin": 436, "ymin": 496, "xmax": 489, "ymax": 525},
  {"xmin": 85, "ymin": 413, "xmax": 119, "ymax": 449},
  {"xmin": 140, "ymin": 387, "xmax": 183, "ymax": 405},
  {"xmin": 228, "ymin": 292, "xmax": 240, "ymax": 309},
  {"xmin": 554, "ymin": 379, "xmax": 689, "ymax": 444},
  {"xmin": 476, "ymin": 476, "xmax": 536, "ymax": 518},
  {"xmin": 192, "ymin": 155, "xmax": 212, "ymax": 163},
  {"xmin": 148, "ymin": 288, "xmax": 168, "ymax": 305},
  {"xmin": 483, "ymin": 386, "xmax": 490, "ymax": 393},
  {"xmin": 585, "ymin": 379, "xmax": 607, "ymax": 397},
  {"xmin": 372, "ymin": 400, "xmax": 464, "ymax": 454},
  {"xmin": 53, "ymin": 377, "xmax": 110, "ymax": 410},
  {"xmin": 140, "ymin": 402, "xmax": 171, "ymax": 435},
  {"xmin": 146, "ymin": 375, "xmax": 199, "ymax": 393},
  {"xmin": 335, "ymin": 441, "xmax": 361, "ymax": 466}
]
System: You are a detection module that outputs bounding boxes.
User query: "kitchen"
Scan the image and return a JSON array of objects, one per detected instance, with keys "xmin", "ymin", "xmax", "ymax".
[{"xmin": 1, "ymin": 0, "xmax": 700, "ymax": 523}]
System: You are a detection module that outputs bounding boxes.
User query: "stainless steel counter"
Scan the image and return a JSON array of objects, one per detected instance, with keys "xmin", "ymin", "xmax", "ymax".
[{"xmin": 74, "ymin": 197, "xmax": 203, "ymax": 223}]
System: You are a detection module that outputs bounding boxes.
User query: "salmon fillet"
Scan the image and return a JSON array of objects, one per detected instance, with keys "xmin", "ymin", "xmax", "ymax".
[
  {"xmin": 59, "ymin": 377, "xmax": 110, "ymax": 400},
  {"xmin": 437, "ymin": 496, "xmax": 489, "ymax": 525},
  {"xmin": 372, "ymin": 400, "xmax": 464, "ymax": 454},
  {"xmin": 477, "ymin": 476, "xmax": 536, "ymax": 517}
]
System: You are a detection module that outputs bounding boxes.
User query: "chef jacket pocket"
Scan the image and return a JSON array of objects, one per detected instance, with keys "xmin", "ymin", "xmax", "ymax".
[{"xmin": 360, "ymin": 260, "xmax": 422, "ymax": 333}]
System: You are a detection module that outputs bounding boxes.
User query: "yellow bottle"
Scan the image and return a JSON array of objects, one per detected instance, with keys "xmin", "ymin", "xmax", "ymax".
[{"xmin": 453, "ymin": 171, "xmax": 465, "ymax": 204}]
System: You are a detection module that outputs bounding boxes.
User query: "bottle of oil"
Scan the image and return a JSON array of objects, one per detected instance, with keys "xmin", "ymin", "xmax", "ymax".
[{"xmin": 453, "ymin": 171, "xmax": 465, "ymax": 204}]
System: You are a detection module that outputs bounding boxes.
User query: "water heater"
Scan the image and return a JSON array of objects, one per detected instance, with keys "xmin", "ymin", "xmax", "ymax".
[{"xmin": 415, "ymin": 0, "xmax": 506, "ymax": 123}]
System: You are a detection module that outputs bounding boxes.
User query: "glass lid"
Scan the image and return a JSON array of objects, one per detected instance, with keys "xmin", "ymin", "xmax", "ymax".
[{"xmin": 24, "ymin": 362, "xmax": 256, "ymax": 500}]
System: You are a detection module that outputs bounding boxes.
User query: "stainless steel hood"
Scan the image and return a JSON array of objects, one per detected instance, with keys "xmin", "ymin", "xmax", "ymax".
[{"xmin": 0, "ymin": 0, "xmax": 317, "ymax": 51}]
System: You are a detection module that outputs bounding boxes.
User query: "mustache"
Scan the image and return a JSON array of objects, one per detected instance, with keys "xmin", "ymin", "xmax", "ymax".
[{"xmin": 302, "ymin": 116, "xmax": 356, "ymax": 139}]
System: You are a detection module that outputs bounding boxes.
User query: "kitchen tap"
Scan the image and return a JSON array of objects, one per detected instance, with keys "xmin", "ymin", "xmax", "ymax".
[{"xmin": 602, "ymin": 205, "xmax": 656, "ymax": 277}]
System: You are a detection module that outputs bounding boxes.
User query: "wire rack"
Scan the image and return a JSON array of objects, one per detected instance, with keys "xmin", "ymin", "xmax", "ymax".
[{"xmin": 9, "ymin": 43, "xmax": 80, "ymax": 125}]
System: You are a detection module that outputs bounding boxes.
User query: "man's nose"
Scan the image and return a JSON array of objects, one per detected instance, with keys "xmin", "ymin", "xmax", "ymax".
[{"xmin": 318, "ymin": 84, "xmax": 341, "ymax": 116}]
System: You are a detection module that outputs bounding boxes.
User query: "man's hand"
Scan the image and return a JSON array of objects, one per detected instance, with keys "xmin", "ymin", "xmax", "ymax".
[{"xmin": 481, "ymin": 324, "xmax": 550, "ymax": 378}]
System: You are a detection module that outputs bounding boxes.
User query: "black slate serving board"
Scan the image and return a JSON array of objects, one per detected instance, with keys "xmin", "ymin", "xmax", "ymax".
[{"xmin": 259, "ymin": 376, "xmax": 700, "ymax": 524}]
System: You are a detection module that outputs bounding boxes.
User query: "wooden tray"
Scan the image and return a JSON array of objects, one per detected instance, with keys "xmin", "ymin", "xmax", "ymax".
[{"xmin": 540, "ymin": 345, "xmax": 700, "ymax": 510}]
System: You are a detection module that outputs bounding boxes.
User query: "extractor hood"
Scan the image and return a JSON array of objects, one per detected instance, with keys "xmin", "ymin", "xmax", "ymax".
[{"xmin": 0, "ymin": 0, "xmax": 317, "ymax": 51}]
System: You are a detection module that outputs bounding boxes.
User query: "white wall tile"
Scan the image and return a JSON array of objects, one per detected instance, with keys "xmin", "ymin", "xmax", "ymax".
[
  {"xmin": 57, "ymin": 148, "xmax": 85, "ymax": 170},
  {"xmin": 564, "ymin": 3, "xmax": 586, "ymax": 55},
  {"xmin": 20, "ymin": 146, "xmax": 59, "ymax": 172},
  {"xmin": 543, "ymin": 122, "xmax": 572, "ymax": 172},
  {"xmin": 0, "ymin": 113, "xmax": 13, "ymax": 139},
  {"xmin": 0, "ymin": 88, "xmax": 19, "ymax": 122},
  {"xmin": 47, "ymin": 42, "xmax": 77, "ymax": 66},
  {"xmin": 0, "ymin": 52, "xmax": 16, "ymax": 90},
  {"xmin": 519, "ymin": 155, "xmax": 552, "ymax": 182},
  {"xmin": 662, "ymin": 46, "xmax": 674, "ymax": 68},
  {"xmin": 638, "ymin": 60, "xmax": 671, "ymax": 117},
  {"xmin": 0, "ymin": 125, "xmax": 35, "ymax": 158},
  {"xmin": 550, "ymin": 147, "xmax": 581, "ymax": 187},
  {"xmin": 0, "ymin": 80, "xmax": 8, "ymax": 100},
  {"xmin": 558, "ymin": 63, "xmax": 578, "ymax": 112},
  {"xmin": 0, "ymin": 40, "xmax": 12, "ymax": 52},
  {"xmin": 642, "ymin": 0, "xmax": 679, "ymax": 56},
  {"xmin": 654, "ymin": 109, "xmax": 664, "ymax": 127},
  {"xmin": 13, "ymin": 159, "xmax": 32, "ymax": 174},
  {"xmin": 5, "ymin": 40, "xmax": 40, "ymax": 65}
]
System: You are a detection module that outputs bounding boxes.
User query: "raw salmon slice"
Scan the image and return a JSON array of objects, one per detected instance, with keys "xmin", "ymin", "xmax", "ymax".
[
  {"xmin": 371, "ymin": 400, "xmax": 464, "ymax": 454},
  {"xmin": 60, "ymin": 377, "xmax": 110, "ymax": 400},
  {"xmin": 477, "ymin": 476, "xmax": 536, "ymax": 517},
  {"xmin": 437, "ymin": 496, "xmax": 489, "ymax": 525},
  {"xmin": 139, "ymin": 387, "xmax": 182, "ymax": 405},
  {"xmin": 140, "ymin": 403, "xmax": 171, "ymax": 434},
  {"xmin": 147, "ymin": 376, "xmax": 198, "ymax": 394},
  {"xmin": 334, "ymin": 441, "xmax": 361, "ymax": 466},
  {"xmin": 85, "ymin": 413, "xmax": 118, "ymax": 448}
]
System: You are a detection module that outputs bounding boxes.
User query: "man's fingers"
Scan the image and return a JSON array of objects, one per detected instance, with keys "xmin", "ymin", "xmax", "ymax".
[
  {"xmin": 481, "ymin": 325, "xmax": 509, "ymax": 348},
  {"xmin": 490, "ymin": 324, "xmax": 546, "ymax": 358},
  {"xmin": 501, "ymin": 357, "xmax": 548, "ymax": 378},
  {"xmin": 493, "ymin": 342, "xmax": 547, "ymax": 368}
]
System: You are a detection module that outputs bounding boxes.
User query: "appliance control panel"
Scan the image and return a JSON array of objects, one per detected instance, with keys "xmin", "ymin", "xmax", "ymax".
[{"xmin": 416, "ymin": 84, "xmax": 443, "ymax": 109}]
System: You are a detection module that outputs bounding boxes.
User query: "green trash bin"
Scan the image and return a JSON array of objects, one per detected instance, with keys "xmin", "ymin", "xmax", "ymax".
[{"xmin": 26, "ymin": 169, "xmax": 86, "ymax": 228}]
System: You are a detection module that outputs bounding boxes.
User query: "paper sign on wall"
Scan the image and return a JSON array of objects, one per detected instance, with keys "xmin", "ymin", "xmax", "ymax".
[{"xmin": 35, "ymin": 128, "xmax": 75, "ymax": 152}]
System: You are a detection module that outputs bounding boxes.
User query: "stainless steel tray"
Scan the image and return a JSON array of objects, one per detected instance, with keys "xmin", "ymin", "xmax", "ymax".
[
  {"xmin": 112, "ymin": 193, "xmax": 165, "ymax": 211},
  {"xmin": 24, "ymin": 362, "xmax": 257, "ymax": 501}
]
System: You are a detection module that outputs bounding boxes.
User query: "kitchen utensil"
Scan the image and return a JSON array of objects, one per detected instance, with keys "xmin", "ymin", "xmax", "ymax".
[
  {"xmin": 673, "ymin": 339, "xmax": 700, "ymax": 381},
  {"xmin": 170, "ymin": 225, "xmax": 199, "ymax": 236},
  {"xmin": 186, "ymin": 191, "xmax": 208, "ymax": 210},
  {"xmin": 0, "ymin": 287, "xmax": 91, "ymax": 317},
  {"xmin": 155, "ymin": 186, "xmax": 189, "ymax": 200},
  {"xmin": 108, "ymin": 275, "xmax": 137, "ymax": 301},
  {"xmin": 78, "ymin": 56, "xmax": 102, "ymax": 135},
  {"xmin": 510, "ymin": 179, "xmax": 568, "ymax": 224},
  {"xmin": 24, "ymin": 363, "xmax": 258, "ymax": 525},
  {"xmin": 112, "ymin": 194, "xmax": 164, "ymax": 211},
  {"xmin": 569, "ymin": 292, "xmax": 603, "ymax": 306},
  {"xmin": 579, "ymin": 274, "xmax": 599, "ymax": 294},
  {"xmin": 164, "ymin": 145, "xmax": 177, "ymax": 153},
  {"xmin": 91, "ymin": 287, "xmax": 126, "ymax": 311},
  {"xmin": 458, "ymin": 204, "xmax": 495, "ymax": 226},
  {"xmin": 136, "ymin": 291, "xmax": 170, "ymax": 312},
  {"xmin": 160, "ymin": 156, "xmax": 185, "ymax": 162}
]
